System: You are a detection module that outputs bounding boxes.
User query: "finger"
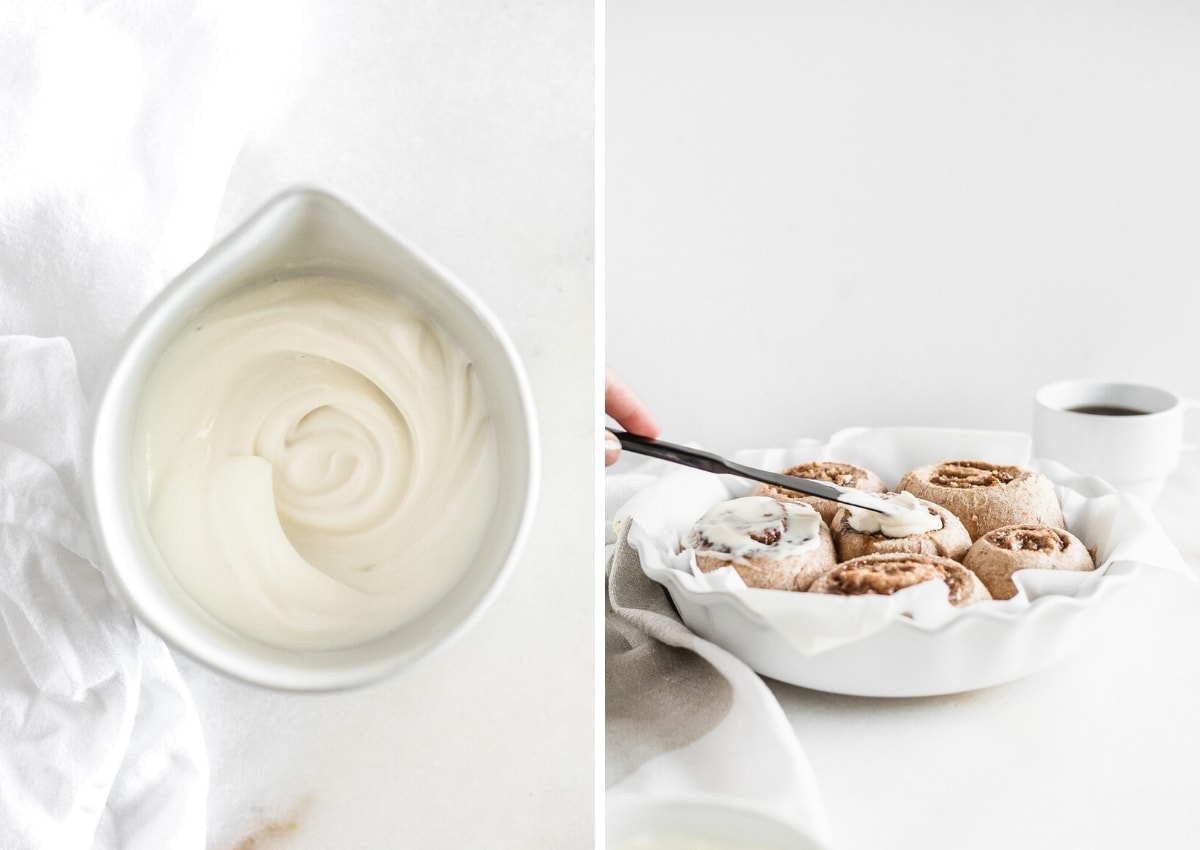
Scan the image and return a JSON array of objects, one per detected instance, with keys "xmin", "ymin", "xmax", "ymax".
[
  {"xmin": 604, "ymin": 366, "xmax": 660, "ymax": 438},
  {"xmin": 604, "ymin": 430, "xmax": 622, "ymax": 466}
]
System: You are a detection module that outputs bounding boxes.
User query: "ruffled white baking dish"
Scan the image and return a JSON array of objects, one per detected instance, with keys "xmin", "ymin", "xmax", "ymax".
[{"xmin": 619, "ymin": 427, "xmax": 1190, "ymax": 697}]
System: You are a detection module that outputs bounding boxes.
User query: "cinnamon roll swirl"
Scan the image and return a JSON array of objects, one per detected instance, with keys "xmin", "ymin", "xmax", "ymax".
[
  {"xmin": 752, "ymin": 460, "xmax": 888, "ymax": 525},
  {"xmin": 963, "ymin": 524, "xmax": 1095, "ymax": 600},
  {"xmin": 897, "ymin": 459, "xmax": 1064, "ymax": 540},
  {"xmin": 685, "ymin": 496, "xmax": 837, "ymax": 591},
  {"xmin": 830, "ymin": 491, "xmax": 971, "ymax": 562},
  {"xmin": 808, "ymin": 552, "xmax": 991, "ymax": 606}
]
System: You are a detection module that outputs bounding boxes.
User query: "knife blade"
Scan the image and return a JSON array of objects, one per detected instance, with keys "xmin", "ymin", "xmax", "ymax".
[{"xmin": 611, "ymin": 430, "xmax": 901, "ymax": 516}]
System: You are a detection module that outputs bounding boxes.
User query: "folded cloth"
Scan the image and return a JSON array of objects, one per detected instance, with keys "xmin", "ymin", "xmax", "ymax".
[
  {"xmin": 0, "ymin": 336, "xmax": 207, "ymax": 849},
  {"xmin": 605, "ymin": 465, "xmax": 832, "ymax": 848}
]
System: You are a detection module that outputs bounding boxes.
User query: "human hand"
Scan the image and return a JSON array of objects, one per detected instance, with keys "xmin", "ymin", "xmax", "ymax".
[{"xmin": 604, "ymin": 366, "xmax": 659, "ymax": 466}]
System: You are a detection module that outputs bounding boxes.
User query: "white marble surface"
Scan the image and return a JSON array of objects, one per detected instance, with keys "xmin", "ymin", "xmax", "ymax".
[
  {"xmin": 606, "ymin": 2, "xmax": 1200, "ymax": 848},
  {"xmin": 0, "ymin": 1, "xmax": 595, "ymax": 850},
  {"xmin": 51, "ymin": 1, "xmax": 595, "ymax": 848},
  {"xmin": 5, "ymin": 1, "xmax": 590, "ymax": 845}
]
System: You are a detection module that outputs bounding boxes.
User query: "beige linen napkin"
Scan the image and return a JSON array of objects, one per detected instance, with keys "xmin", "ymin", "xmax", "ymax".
[{"xmin": 605, "ymin": 467, "xmax": 832, "ymax": 848}]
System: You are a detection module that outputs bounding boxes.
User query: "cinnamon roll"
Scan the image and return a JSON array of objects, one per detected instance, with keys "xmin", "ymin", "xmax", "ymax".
[
  {"xmin": 830, "ymin": 491, "xmax": 971, "ymax": 562},
  {"xmin": 807, "ymin": 552, "xmax": 991, "ymax": 606},
  {"xmin": 752, "ymin": 460, "xmax": 888, "ymax": 525},
  {"xmin": 962, "ymin": 524, "xmax": 1095, "ymax": 600},
  {"xmin": 896, "ymin": 459, "xmax": 1064, "ymax": 540},
  {"xmin": 685, "ymin": 496, "xmax": 837, "ymax": 591}
]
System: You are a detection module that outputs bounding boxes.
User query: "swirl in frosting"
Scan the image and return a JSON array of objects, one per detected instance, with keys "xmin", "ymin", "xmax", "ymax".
[
  {"xmin": 687, "ymin": 496, "xmax": 822, "ymax": 559},
  {"xmin": 132, "ymin": 276, "xmax": 499, "ymax": 650},
  {"xmin": 846, "ymin": 491, "xmax": 941, "ymax": 538}
]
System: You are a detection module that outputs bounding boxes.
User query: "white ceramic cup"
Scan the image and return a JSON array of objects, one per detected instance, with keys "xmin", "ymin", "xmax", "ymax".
[{"xmin": 1032, "ymin": 379, "xmax": 1195, "ymax": 503}]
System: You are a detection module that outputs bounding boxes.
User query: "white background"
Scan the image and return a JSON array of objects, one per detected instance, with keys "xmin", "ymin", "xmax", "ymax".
[{"xmin": 606, "ymin": 0, "xmax": 1200, "ymax": 452}]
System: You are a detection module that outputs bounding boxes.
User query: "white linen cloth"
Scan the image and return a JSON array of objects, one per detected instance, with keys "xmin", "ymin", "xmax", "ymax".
[
  {"xmin": 0, "ymin": 337, "xmax": 206, "ymax": 848},
  {"xmin": 605, "ymin": 458, "xmax": 834, "ymax": 849},
  {"xmin": 1, "ymin": 2, "xmax": 296, "ymax": 845}
]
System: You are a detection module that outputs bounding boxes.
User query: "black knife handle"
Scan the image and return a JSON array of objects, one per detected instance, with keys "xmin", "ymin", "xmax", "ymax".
[{"xmin": 610, "ymin": 430, "xmax": 734, "ymax": 476}]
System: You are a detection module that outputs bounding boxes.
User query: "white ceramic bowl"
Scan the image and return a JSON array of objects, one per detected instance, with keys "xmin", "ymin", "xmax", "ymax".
[
  {"xmin": 623, "ymin": 427, "xmax": 1189, "ymax": 697},
  {"xmin": 87, "ymin": 187, "xmax": 538, "ymax": 691}
]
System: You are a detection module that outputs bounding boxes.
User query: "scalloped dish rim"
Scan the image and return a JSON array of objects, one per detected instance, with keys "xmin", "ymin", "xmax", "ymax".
[{"xmin": 624, "ymin": 426, "xmax": 1182, "ymax": 696}]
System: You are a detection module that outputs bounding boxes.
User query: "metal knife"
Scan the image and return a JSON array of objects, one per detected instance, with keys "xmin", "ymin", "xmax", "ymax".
[{"xmin": 612, "ymin": 430, "xmax": 901, "ymax": 516}]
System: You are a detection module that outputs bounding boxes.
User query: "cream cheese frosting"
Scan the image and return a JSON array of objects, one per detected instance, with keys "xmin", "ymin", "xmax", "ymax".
[
  {"xmin": 687, "ymin": 496, "xmax": 822, "ymax": 559},
  {"xmin": 846, "ymin": 490, "xmax": 941, "ymax": 538},
  {"xmin": 132, "ymin": 276, "xmax": 499, "ymax": 650}
]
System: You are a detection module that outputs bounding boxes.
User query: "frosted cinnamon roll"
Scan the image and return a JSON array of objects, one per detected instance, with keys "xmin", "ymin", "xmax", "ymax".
[
  {"xmin": 963, "ymin": 524, "xmax": 1095, "ymax": 600},
  {"xmin": 753, "ymin": 461, "xmax": 888, "ymax": 525},
  {"xmin": 897, "ymin": 460, "xmax": 1064, "ymax": 540},
  {"xmin": 830, "ymin": 491, "xmax": 971, "ymax": 562},
  {"xmin": 685, "ymin": 496, "xmax": 837, "ymax": 591},
  {"xmin": 808, "ymin": 552, "xmax": 991, "ymax": 606}
]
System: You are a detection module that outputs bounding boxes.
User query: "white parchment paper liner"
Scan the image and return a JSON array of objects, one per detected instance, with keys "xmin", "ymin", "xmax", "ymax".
[{"xmin": 618, "ymin": 428, "xmax": 1191, "ymax": 660}]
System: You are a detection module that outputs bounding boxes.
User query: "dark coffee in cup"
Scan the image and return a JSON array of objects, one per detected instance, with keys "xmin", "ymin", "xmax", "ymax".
[{"xmin": 1067, "ymin": 404, "xmax": 1148, "ymax": 416}]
